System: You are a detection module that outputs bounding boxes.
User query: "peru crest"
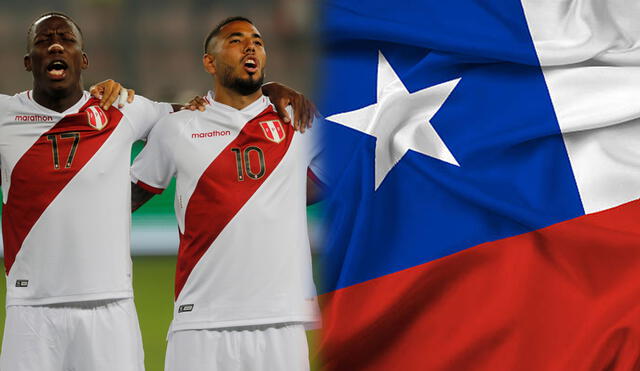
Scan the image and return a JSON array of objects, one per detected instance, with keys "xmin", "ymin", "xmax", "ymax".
[
  {"xmin": 259, "ymin": 120, "xmax": 286, "ymax": 143},
  {"xmin": 86, "ymin": 105, "xmax": 109, "ymax": 130}
]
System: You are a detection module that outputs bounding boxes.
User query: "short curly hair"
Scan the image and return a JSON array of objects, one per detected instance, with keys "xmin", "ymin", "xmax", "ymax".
[{"xmin": 203, "ymin": 16, "xmax": 254, "ymax": 54}]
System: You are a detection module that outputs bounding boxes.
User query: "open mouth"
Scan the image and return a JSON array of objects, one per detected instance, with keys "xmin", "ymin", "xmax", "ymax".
[
  {"xmin": 243, "ymin": 57, "xmax": 258, "ymax": 74},
  {"xmin": 46, "ymin": 60, "xmax": 68, "ymax": 80}
]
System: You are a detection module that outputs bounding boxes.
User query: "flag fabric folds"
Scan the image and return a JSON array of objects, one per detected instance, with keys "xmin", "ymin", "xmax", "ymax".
[{"xmin": 318, "ymin": 0, "xmax": 640, "ymax": 370}]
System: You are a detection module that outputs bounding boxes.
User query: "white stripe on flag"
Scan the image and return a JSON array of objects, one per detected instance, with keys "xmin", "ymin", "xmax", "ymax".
[{"xmin": 523, "ymin": 0, "xmax": 640, "ymax": 213}]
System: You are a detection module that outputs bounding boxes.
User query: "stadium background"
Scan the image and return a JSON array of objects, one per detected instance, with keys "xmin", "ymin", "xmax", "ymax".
[{"xmin": 0, "ymin": 0, "xmax": 322, "ymax": 369}]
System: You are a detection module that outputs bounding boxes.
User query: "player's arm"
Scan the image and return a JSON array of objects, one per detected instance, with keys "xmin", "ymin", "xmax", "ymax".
[
  {"xmin": 90, "ymin": 80, "xmax": 313, "ymax": 131},
  {"xmin": 89, "ymin": 79, "xmax": 134, "ymax": 110},
  {"xmin": 131, "ymin": 183, "xmax": 156, "ymax": 212},
  {"xmin": 262, "ymin": 82, "xmax": 317, "ymax": 133},
  {"xmin": 130, "ymin": 112, "xmax": 178, "ymax": 211},
  {"xmin": 90, "ymin": 79, "xmax": 206, "ymax": 113},
  {"xmin": 181, "ymin": 83, "xmax": 317, "ymax": 132},
  {"xmin": 306, "ymin": 117, "xmax": 328, "ymax": 205}
]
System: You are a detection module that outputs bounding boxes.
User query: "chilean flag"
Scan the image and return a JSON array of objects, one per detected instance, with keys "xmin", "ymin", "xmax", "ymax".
[{"xmin": 318, "ymin": 0, "xmax": 640, "ymax": 370}]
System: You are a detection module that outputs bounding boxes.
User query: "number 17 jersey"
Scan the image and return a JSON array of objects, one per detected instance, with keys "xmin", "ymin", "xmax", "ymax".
[
  {"xmin": 131, "ymin": 94, "xmax": 323, "ymax": 332},
  {"xmin": 0, "ymin": 91, "xmax": 172, "ymax": 306}
]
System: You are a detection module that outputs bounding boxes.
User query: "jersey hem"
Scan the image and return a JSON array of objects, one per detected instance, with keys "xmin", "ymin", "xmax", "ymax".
[
  {"xmin": 136, "ymin": 180, "xmax": 165, "ymax": 194},
  {"xmin": 131, "ymin": 169, "xmax": 170, "ymax": 193},
  {"xmin": 168, "ymin": 314, "xmax": 320, "ymax": 333},
  {"xmin": 6, "ymin": 289, "xmax": 133, "ymax": 307}
]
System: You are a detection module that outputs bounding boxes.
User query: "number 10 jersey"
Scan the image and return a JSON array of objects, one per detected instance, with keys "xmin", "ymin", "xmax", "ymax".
[{"xmin": 131, "ymin": 94, "xmax": 323, "ymax": 332}]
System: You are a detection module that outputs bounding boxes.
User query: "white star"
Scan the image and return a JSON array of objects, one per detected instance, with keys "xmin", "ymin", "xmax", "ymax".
[{"xmin": 327, "ymin": 51, "xmax": 461, "ymax": 190}]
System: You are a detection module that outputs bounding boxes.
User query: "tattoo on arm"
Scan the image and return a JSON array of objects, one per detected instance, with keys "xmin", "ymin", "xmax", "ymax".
[{"xmin": 131, "ymin": 182, "xmax": 156, "ymax": 212}]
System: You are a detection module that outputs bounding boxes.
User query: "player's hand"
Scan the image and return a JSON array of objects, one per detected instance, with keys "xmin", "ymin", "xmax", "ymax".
[
  {"xmin": 262, "ymin": 82, "xmax": 317, "ymax": 133},
  {"xmin": 90, "ymin": 79, "xmax": 135, "ymax": 110},
  {"xmin": 181, "ymin": 96, "xmax": 208, "ymax": 111}
]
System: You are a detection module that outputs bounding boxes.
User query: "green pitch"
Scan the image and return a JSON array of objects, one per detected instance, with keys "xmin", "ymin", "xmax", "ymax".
[
  {"xmin": 0, "ymin": 256, "xmax": 320, "ymax": 370},
  {"xmin": 132, "ymin": 256, "xmax": 175, "ymax": 369}
]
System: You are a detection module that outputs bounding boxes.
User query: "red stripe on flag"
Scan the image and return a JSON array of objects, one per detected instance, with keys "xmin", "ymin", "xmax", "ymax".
[
  {"xmin": 319, "ymin": 199, "xmax": 640, "ymax": 370},
  {"xmin": 2, "ymin": 99, "xmax": 123, "ymax": 273},
  {"xmin": 175, "ymin": 107, "xmax": 293, "ymax": 298}
]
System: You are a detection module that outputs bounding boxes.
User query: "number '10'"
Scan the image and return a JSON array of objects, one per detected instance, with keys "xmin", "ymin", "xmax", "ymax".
[{"xmin": 231, "ymin": 146, "xmax": 266, "ymax": 181}]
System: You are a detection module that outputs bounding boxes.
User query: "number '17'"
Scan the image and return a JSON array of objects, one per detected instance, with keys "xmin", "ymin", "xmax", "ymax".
[{"xmin": 46, "ymin": 132, "xmax": 80, "ymax": 169}]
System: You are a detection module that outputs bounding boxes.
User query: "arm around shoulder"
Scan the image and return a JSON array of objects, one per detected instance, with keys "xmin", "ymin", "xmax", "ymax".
[
  {"xmin": 130, "ymin": 113, "xmax": 182, "ymax": 206},
  {"xmin": 122, "ymin": 95, "xmax": 174, "ymax": 141}
]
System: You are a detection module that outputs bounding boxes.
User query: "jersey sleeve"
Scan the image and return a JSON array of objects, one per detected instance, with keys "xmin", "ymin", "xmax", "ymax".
[
  {"xmin": 0, "ymin": 94, "xmax": 10, "ymax": 111},
  {"xmin": 121, "ymin": 95, "xmax": 173, "ymax": 141},
  {"xmin": 130, "ymin": 115, "xmax": 180, "ymax": 193},
  {"xmin": 306, "ymin": 116, "xmax": 329, "ymax": 186},
  {"xmin": 281, "ymin": 105, "xmax": 328, "ymax": 185}
]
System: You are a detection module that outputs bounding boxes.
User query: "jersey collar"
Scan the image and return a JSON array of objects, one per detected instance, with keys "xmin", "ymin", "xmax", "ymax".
[
  {"xmin": 22, "ymin": 90, "xmax": 91, "ymax": 116},
  {"xmin": 205, "ymin": 91, "xmax": 270, "ymax": 117}
]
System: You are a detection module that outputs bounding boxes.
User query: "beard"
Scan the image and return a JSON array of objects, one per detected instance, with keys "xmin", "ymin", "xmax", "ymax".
[{"xmin": 219, "ymin": 63, "xmax": 264, "ymax": 96}]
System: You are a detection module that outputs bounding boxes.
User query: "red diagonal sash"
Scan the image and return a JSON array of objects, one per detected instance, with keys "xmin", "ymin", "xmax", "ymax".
[
  {"xmin": 3, "ymin": 98, "xmax": 123, "ymax": 273},
  {"xmin": 175, "ymin": 106, "xmax": 294, "ymax": 298}
]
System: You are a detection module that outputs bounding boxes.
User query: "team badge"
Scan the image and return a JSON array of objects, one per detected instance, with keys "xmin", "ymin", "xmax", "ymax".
[
  {"xmin": 86, "ymin": 105, "xmax": 109, "ymax": 130},
  {"xmin": 259, "ymin": 120, "xmax": 286, "ymax": 143}
]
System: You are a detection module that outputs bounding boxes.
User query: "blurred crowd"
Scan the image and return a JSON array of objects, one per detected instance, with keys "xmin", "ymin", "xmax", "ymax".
[{"xmin": 0, "ymin": 0, "xmax": 319, "ymax": 104}]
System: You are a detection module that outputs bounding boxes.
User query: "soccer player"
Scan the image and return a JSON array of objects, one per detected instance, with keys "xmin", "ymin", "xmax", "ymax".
[
  {"xmin": 0, "ymin": 12, "xmax": 316, "ymax": 371},
  {"xmin": 130, "ymin": 17, "xmax": 325, "ymax": 370}
]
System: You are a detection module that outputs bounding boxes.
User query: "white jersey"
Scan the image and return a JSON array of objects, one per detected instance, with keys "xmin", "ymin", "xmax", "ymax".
[
  {"xmin": 0, "ymin": 91, "xmax": 172, "ymax": 306},
  {"xmin": 131, "ymin": 93, "xmax": 323, "ymax": 332}
]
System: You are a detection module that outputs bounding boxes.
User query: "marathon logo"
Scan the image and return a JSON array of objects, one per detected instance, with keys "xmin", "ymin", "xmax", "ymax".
[
  {"xmin": 15, "ymin": 114, "xmax": 54, "ymax": 123},
  {"xmin": 191, "ymin": 130, "xmax": 231, "ymax": 139},
  {"xmin": 178, "ymin": 304, "xmax": 194, "ymax": 313},
  {"xmin": 15, "ymin": 280, "xmax": 28, "ymax": 288}
]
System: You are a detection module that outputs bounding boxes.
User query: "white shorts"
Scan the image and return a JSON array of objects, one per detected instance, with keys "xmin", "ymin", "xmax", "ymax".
[
  {"xmin": 164, "ymin": 323, "xmax": 309, "ymax": 371},
  {"xmin": 0, "ymin": 298, "xmax": 144, "ymax": 371}
]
